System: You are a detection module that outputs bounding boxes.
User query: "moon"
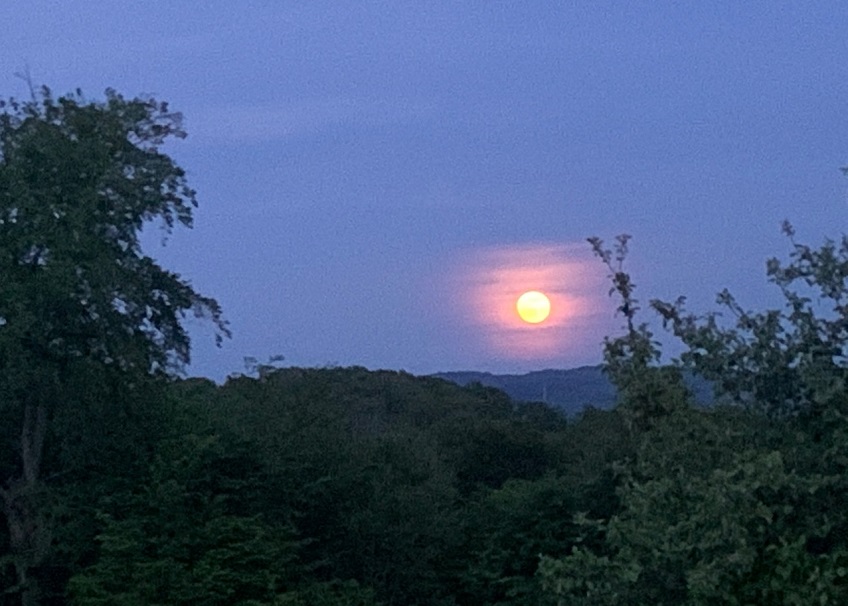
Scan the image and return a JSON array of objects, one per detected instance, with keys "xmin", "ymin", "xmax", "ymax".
[{"xmin": 516, "ymin": 290, "xmax": 551, "ymax": 324}]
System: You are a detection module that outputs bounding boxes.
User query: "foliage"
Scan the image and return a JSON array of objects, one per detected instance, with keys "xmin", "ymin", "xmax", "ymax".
[
  {"xmin": 68, "ymin": 432, "xmax": 299, "ymax": 606},
  {"xmin": 588, "ymin": 235, "xmax": 690, "ymax": 431},
  {"xmin": 458, "ymin": 474, "xmax": 581, "ymax": 605},
  {"xmin": 0, "ymin": 86, "xmax": 228, "ymax": 374},
  {"xmin": 207, "ymin": 368, "xmax": 522, "ymax": 605},
  {"xmin": 543, "ymin": 409, "xmax": 848, "ymax": 604},
  {"xmin": 541, "ymin": 229, "xmax": 848, "ymax": 604},
  {"xmin": 652, "ymin": 221, "xmax": 848, "ymax": 418},
  {"xmin": 0, "ymin": 86, "xmax": 228, "ymax": 605}
]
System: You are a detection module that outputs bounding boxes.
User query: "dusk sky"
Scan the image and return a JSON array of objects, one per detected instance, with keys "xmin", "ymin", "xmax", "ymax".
[{"xmin": 4, "ymin": 3, "xmax": 848, "ymax": 381}]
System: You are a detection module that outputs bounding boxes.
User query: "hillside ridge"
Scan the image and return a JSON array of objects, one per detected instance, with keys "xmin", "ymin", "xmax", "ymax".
[{"xmin": 432, "ymin": 365, "xmax": 712, "ymax": 415}]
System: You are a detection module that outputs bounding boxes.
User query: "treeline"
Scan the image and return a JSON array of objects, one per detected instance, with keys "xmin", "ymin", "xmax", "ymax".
[
  {"xmin": 9, "ymin": 356, "xmax": 848, "ymax": 604},
  {"xmin": 1, "ymin": 365, "xmax": 625, "ymax": 604}
]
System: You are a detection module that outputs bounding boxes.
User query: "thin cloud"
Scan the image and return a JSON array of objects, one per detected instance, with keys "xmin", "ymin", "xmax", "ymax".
[
  {"xmin": 187, "ymin": 97, "xmax": 435, "ymax": 144},
  {"xmin": 446, "ymin": 242, "xmax": 613, "ymax": 363}
]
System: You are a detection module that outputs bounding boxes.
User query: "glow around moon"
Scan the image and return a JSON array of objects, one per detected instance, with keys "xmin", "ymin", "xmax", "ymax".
[
  {"xmin": 446, "ymin": 242, "xmax": 612, "ymax": 365},
  {"xmin": 516, "ymin": 291, "xmax": 551, "ymax": 324}
]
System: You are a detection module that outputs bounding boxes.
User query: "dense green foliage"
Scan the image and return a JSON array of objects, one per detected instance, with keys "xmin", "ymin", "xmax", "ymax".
[
  {"xmin": 3, "ymin": 85, "xmax": 848, "ymax": 605},
  {"xmin": 0, "ymin": 86, "xmax": 226, "ymax": 605},
  {"xmin": 539, "ymin": 233, "xmax": 848, "ymax": 604}
]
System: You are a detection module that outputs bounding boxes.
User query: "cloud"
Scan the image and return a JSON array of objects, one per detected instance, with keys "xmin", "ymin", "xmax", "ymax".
[
  {"xmin": 447, "ymin": 242, "xmax": 612, "ymax": 363},
  {"xmin": 186, "ymin": 97, "xmax": 434, "ymax": 144}
]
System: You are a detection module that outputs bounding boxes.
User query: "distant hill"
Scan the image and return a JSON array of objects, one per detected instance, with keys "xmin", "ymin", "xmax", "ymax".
[{"xmin": 432, "ymin": 365, "xmax": 712, "ymax": 416}]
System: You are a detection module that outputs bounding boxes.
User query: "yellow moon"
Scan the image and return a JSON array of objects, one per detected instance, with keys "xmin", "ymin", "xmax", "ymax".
[{"xmin": 516, "ymin": 291, "xmax": 551, "ymax": 324}]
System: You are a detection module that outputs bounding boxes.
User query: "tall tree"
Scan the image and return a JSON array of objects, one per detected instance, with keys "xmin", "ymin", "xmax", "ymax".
[{"xmin": 0, "ymin": 86, "xmax": 227, "ymax": 605}]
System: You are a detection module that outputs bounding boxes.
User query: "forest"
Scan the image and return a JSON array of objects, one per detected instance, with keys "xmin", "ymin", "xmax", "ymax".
[{"xmin": 3, "ymin": 88, "xmax": 848, "ymax": 605}]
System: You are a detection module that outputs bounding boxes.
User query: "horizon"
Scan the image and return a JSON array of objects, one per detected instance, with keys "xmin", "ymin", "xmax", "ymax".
[{"xmin": 208, "ymin": 361, "xmax": 608, "ymax": 383}]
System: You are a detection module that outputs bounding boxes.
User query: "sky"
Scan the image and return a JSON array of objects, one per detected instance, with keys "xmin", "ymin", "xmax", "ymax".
[{"xmin": 3, "ymin": 2, "xmax": 848, "ymax": 381}]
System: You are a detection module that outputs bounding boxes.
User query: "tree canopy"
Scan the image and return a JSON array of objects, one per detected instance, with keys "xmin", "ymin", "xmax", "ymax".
[
  {"xmin": 0, "ymin": 86, "xmax": 228, "ymax": 375},
  {"xmin": 0, "ymin": 86, "xmax": 227, "ymax": 605}
]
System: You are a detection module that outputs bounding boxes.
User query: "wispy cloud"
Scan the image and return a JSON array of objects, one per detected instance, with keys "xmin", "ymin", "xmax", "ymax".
[{"xmin": 186, "ymin": 97, "xmax": 435, "ymax": 144}]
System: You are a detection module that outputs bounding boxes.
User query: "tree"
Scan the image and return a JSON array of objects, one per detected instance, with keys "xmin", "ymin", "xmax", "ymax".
[
  {"xmin": 540, "ymin": 229, "xmax": 848, "ymax": 604},
  {"xmin": 652, "ymin": 221, "xmax": 848, "ymax": 419},
  {"xmin": 587, "ymin": 235, "xmax": 689, "ymax": 432},
  {"xmin": 68, "ymin": 433, "xmax": 300, "ymax": 606},
  {"xmin": 0, "ymin": 86, "xmax": 228, "ymax": 605},
  {"xmin": 540, "ymin": 406, "xmax": 848, "ymax": 605},
  {"xmin": 458, "ymin": 474, "xmax": 580, "ymax": 605}
]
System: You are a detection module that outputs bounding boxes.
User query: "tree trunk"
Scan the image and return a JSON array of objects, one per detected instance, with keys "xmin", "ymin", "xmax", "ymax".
[{"xmin": 1, "ymin": 403, "xmax": 50, "ymax": 606}]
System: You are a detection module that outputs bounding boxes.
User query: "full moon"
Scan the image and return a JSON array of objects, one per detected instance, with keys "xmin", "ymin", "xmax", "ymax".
[{"xmin": 516, "ymin": 290, "xmax": 551, "ymax": 324}]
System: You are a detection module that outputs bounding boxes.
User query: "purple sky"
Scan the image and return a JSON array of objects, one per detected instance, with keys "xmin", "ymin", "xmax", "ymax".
[{"xmin": 5, "ymin": 3, "xmax": 848, "ymax": 381}]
